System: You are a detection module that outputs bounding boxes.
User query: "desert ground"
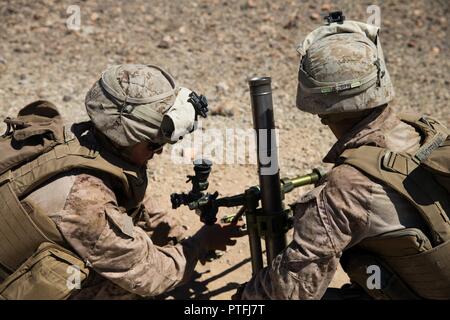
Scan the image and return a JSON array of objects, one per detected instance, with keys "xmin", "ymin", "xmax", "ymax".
[{"xmin": 0, "ymin": 0, "xmax": 448, "ymax": 299}]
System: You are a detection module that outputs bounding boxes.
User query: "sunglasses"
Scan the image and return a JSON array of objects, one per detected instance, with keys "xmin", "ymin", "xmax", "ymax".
[{"xmin": 147, "ymin": 141, "xmax": 164, "ymax": 153}]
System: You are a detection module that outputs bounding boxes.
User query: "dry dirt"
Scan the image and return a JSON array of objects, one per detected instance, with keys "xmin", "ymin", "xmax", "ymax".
[{"xmin": 0, "ymin": 0, "xmax": 448, "ymax": 300}]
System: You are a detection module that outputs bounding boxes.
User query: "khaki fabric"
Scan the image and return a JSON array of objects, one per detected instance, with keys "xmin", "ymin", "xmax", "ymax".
[
  {"xmin": 22, "ymin": 172, "xmax": 205, "ymax": 299},
  {"xmin": 296, "ymin": 21, "xmax": 394, "ymax": 114},
  {"xmin": 85, "ymin": 64, "xmax": 198, "ymax": 147},
  {"xmin": 404, "ymin": 115, "xmax": 450, "ymax": 194},
  {"xmin": 359, "ymin": 228, "xmax": 432, "ymax": 256},
  {"xmin": 241, "ymin": 106, "xmax": 434, "ymax": 300},
  {"xmin": 0, "ymin": 100, "xmax": 64, "ymax": 175},
  {"xmin": 340, "ymin": 145, "xmax": 450, "ymax": 244},
  {"xmin": 0, "ymin": 242, "xmax": 90, "ymax": 300},
  {"xmin": 337, "ymin": 113, "xmax": 450, "ymax": 242},
  {"xmin": 337, "ymin": 115, "xmax": 450, "ymax": 299},
  {"xmin": 341, "ymin": 248, "xmax": 421, "ymax": 300},
  {"xmin": 0, "ymin": 127, "xmax": 146, "ymax": 297},
  {"xmin": 0, "ymin": 97, "xmax": 202, "ymax": 299},
  {"xmin": 358, "ymin": 228, "xmax": 450, "ymax": 299},
  {"xmin": 0, "ymin": 182, "xmax": 50, "ymax": 272}
]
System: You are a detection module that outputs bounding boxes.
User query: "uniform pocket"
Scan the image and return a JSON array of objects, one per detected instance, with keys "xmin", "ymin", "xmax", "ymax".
[
  {"xmin": 104, "ymin": 206, "xmax": 135, "ymax": 239},
  {"xmin": 0, "ymin": 242, "xmax": 89, "ymax": 300}
]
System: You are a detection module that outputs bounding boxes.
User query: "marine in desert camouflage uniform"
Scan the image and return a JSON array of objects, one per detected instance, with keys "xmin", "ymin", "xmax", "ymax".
[
  {"xmin": 0, "ymin": 64, "xmax": 242, "ymax": 299},
  {"xmin": 239, "ymin": 17, "xmax": 450, "ymax": 300}
]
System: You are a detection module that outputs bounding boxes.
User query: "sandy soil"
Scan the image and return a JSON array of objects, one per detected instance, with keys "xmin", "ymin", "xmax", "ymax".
[{"xmin": 0, "ymin": 0, "xmax": 448, "ymax": 299}]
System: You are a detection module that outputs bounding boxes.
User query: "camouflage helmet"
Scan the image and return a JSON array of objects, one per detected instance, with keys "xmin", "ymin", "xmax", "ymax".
[
  {"xmin": 85, "ymin": 64, "xmax": 198, "ymax": 148},
  {"xmin": 296, "ymin": 20, "xmax": 395, "ymax": 115}
]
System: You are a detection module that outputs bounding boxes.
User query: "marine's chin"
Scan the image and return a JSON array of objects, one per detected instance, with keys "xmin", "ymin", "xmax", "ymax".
[{"xmin": 142, "ymin": 156, "xmax": 154, "ymax": 167}]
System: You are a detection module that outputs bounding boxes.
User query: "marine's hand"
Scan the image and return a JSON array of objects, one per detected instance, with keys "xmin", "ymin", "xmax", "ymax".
[{"xmin": 194, "ymin": 221, "xmax": 246, "ymax": 252}]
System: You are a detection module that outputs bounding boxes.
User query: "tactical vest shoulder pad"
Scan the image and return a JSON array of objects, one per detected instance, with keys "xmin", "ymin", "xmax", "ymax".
[
  {"xmin": 0, "ymin": 137, "xmax": 147, "ymax": 274},
  {"xmin": 339, "ymin": 115, "xmax": 450, "ymax": 245},
  {"xmin": 0, "ymin": 138, "xmax": 147, "ymax": 206}
]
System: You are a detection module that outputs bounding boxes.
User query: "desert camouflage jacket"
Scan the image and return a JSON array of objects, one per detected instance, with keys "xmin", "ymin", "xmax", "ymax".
[
  {"xmin": 23, "ymin": 168, "xmax": 205, "ymax": 299},
  {"xmin": 241, "ymin": 106, "xmax": 426, "ymax": 299}
]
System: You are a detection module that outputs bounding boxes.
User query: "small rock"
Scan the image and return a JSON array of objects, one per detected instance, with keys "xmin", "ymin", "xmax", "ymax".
[
  {"xmin": 211, "ymin": 104, "xmax": 234, "ymax": 117},
  {"xmin": 0, "ymin": 56, "xmax": 6, "ymax": 65},
  {"xmin": 145, "ymin": 15, "xmax": 155, "ymax": 24},
  {"xmin": 247, "ymin": 0, "xmax": 257, "ymax": 8},
  {"xmin": 407, "ymin": 40, "xmax": 416, "ymax": 48},
  {"xmin": 125, "ymin": 55, "xmax": 134, "ymax": 63},
  {"xmin": 310, "ymin": 13, "xmax": 320, "ymax": 21},
  {"xmin": 215, "ymin": 82, "xmax": 229, "ymax": 94},
  {"xmin": 321, "ymin": 3, "xmax": 332, "ymax": 12},
  {"xmin": 158, "ymin": 35, "xmax": 173, "ymax": 49},
  {"xmin": 438, "ymin": 17, "xmax": 447, "ymax": 26},
  {"xmin": 33, "ymin": 12, "xmax": 43, "ymax": 20},
  {"xmin": 115, "ymin": 35, "xmax": 125, "ymax": 45},
  {"xmin": 431, "ymin": 47, "xmax": 440, "ymax": 55},
  {"xmin": 235, "ymin": 54, "xmax": 244, "ymax": 62},
  {"xmin": 283, "ymin": 15, "xmax": 298, "ymax": 29},
  {"xmin": 259, "ymin": 24, "xmax": 275, "ymax": 35},
  {"xmin": 90, "ymin": 13, "xmax": 99, "ymax": 22},
  {"xmin": 63, "ymin": 95, "xmax": 72, "ymax": 102},
  {"xmin": 81, "ymin": 26, "xmax": 96, "ymax": 36},
  {"xmin": 262, "ymin": 14, "xmax": 274, "ymax": 22},
  {"xmin": 18, "ymin": 76, "xmax": 28, "ymax": 85},
  {"xmin": 178, "ymin": 26, "xmax": 186, "ymax": 34},
  {"xmin": 413, "ymin": 9, "xmax": 421, "ymax": 17}
]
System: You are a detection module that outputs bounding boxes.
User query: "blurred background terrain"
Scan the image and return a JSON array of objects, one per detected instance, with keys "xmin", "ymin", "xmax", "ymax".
[{"xmin": 0, "ymin": 0, "xmax": 448, "ymax": 299}]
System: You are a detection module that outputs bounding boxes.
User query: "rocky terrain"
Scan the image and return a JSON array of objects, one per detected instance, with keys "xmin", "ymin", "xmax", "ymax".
[{"xmin": 0, "ymin": 0, "xmax": 448, "ymax": 299}]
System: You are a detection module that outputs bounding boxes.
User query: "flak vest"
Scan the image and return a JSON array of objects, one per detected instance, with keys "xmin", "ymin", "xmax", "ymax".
[
  {"xmin": 0, "ymin": 136, "xmax": 147, "ymax": 299},
  {"xmin": 338, "ymin": 114, "xmax": 450, "ymax": 300}
]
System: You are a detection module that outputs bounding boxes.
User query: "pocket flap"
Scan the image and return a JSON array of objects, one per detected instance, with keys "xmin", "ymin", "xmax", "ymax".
[
  {"xmin": 104, "ymin": 206, "xmax": 135, "ymax": 239},
  {"xmin": 0, "ymin": 242, "xmax": 89, "ymax": 300}
]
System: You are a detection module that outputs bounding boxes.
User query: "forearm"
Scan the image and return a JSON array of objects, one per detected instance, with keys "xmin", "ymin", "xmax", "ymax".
[
  {"xmin": 241, "ymin": 244, "xmax": 340, "ymax": 300},
  {"xmin": 88, "ymin": 224, "xmax": 207, "ymax": 297},
  {"xmin": 52, "ymin": 173, "xmax": 206, "ymax": 297}
]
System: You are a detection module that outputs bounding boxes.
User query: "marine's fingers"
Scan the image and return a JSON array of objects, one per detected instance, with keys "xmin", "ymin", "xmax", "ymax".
[{"xmin": 223, "ymin": 223, "xmax": 247, "ymax": 237}]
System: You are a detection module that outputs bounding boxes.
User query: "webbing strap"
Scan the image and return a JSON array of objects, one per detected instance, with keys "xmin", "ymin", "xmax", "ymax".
[
  {"xmin": 399, "ymin": 115, "xmax": 449, "ymax": 163},
  {"xmin": 0, "ymin": 183, "xmax": 49, "ymax": 271},
  {"xmin": 299, "ymin": 68, "xmax": 379, "ymax": 95},
  {"xmin": 340, "ymin": 146, "xmax": 450, "ymax": 245}
]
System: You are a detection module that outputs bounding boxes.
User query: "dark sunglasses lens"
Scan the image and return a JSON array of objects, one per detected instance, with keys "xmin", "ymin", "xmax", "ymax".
[{"xmin": 148, "ymin": 142, "xmax": 163, "ymax": 151}]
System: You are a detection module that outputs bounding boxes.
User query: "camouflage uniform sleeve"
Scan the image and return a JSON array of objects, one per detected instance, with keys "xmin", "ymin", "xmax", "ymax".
[
  {"xmin": 241, "ymin": 165, "xmax": 371, "ymax": 300},
  {"xmin": 53, "ymin": 173, "xmax": 206, "ymax": 297},
  {"xmin": 137, "ymin": 193, "xmax": 188, "ymax": 246}
]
